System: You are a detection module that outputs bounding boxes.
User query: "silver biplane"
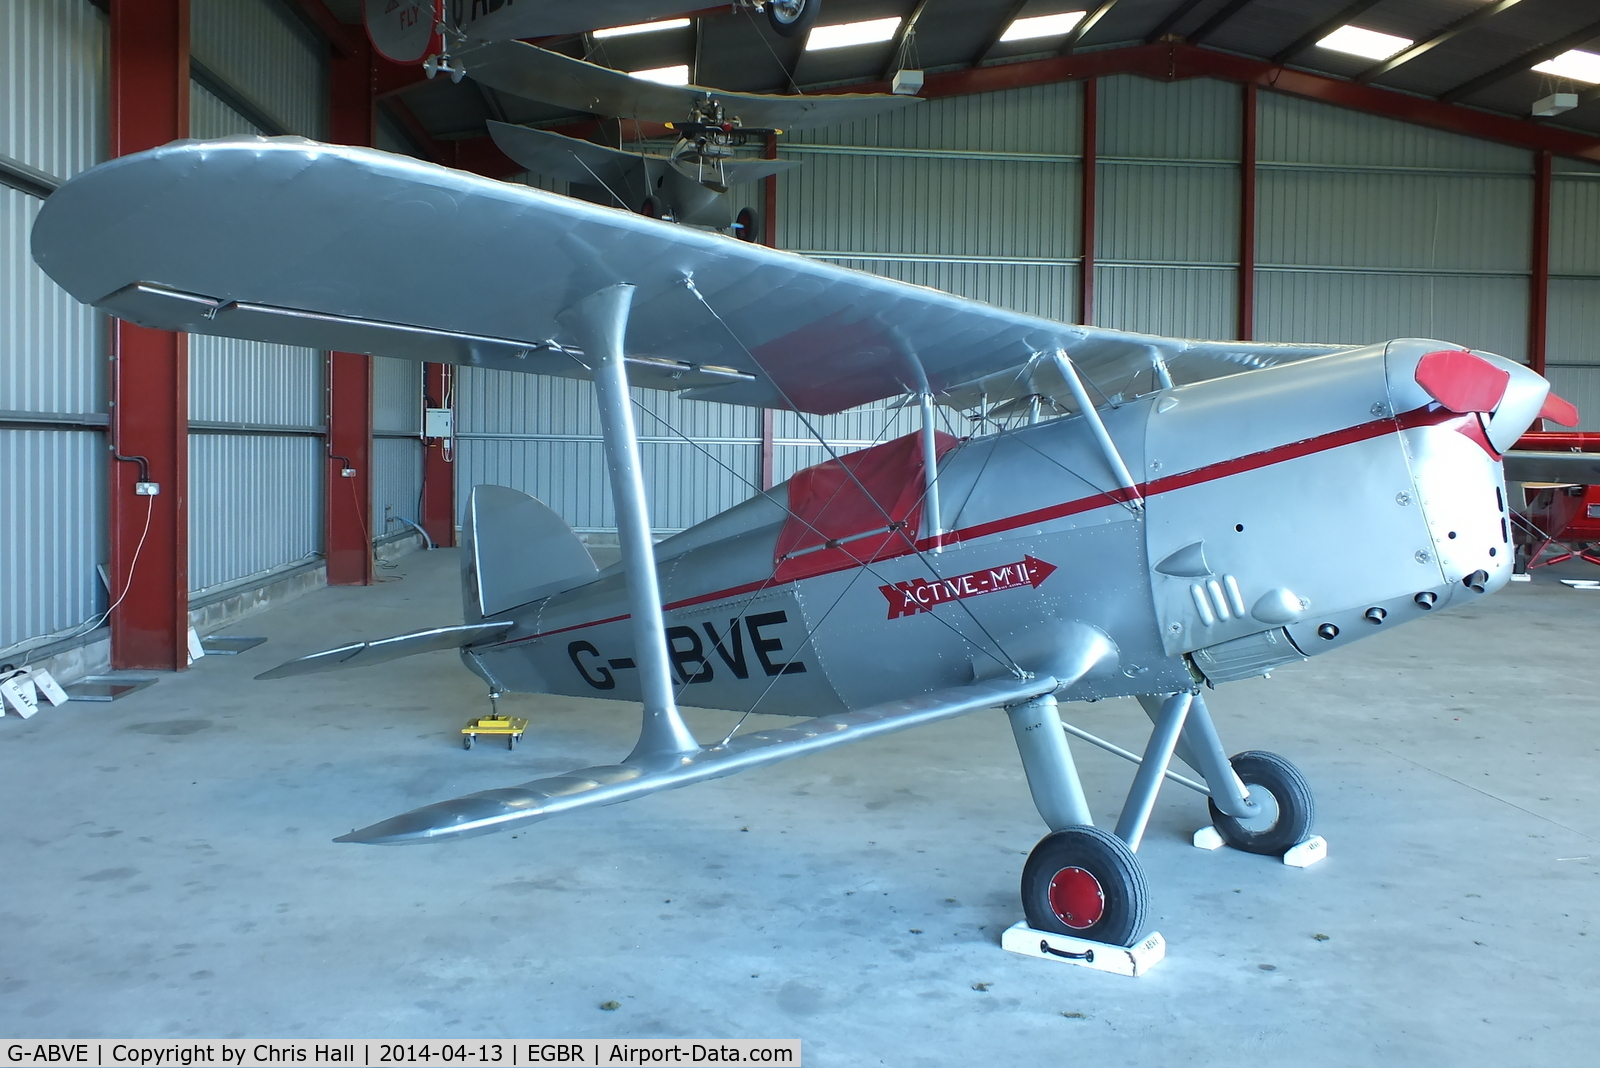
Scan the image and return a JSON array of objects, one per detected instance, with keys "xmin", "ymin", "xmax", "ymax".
[{"xmin": 30, "ymin": 137, "xmax": 1578, "ymax": 948}]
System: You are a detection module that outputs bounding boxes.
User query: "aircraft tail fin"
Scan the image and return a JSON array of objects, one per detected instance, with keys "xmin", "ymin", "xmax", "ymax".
[{"xmin": 462, "ymin": 485, "xmax": 598, "ymax": 622}]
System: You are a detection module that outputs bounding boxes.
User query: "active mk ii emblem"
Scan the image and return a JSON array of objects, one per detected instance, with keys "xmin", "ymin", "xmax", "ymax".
[{"xmin": 879, "ymin": 556, "xmax": 1057, "ymax": 619}]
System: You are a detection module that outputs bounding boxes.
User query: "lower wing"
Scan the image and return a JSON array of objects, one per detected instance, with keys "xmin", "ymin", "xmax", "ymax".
[{"xmin": 337, "ymin": 674, "xmax": 1057, "ymax": 844}]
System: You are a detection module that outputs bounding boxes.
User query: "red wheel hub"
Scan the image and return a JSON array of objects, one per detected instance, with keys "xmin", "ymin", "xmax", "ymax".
[{"xmin": 1047, "ymin": 866, "xmax": 1105, "ymax": 930}]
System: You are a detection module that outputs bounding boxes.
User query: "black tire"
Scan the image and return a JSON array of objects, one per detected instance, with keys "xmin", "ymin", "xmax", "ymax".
[
  {"xmin": 734, "ymin": 207, "xmax": 760, "ymax": 243},
  {"xmin": 766, "ymin": 0, "xmax": 819, "ymax": 38},
  {"xmin": 463, "ymin": 735, "xmax": 474, "ymax": 750},
  {"xmin": 1021, "ymin": 826, "xmax": 1149, "ymax": 947},
  {"xmin": 507, "ymin": 734, "xmax": 516, "ymax": 750},
  {"xmin": 1208, "ymin": 750, "xmax": 1315, "ymax": 856}
]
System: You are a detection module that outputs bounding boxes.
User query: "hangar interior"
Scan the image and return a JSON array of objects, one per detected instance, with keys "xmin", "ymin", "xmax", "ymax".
[{"xmin": 2, "ymin": 0, "xmax": 1598, "ymax": 1056}]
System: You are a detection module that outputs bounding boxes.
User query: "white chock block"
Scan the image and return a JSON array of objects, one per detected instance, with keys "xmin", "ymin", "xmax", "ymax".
[
  {"xmin": 1283, "ymin": 835, "xmax": 1328, "ymax": 868},
  {"xmin": 27, "ymin": 668, "xmax": 68, "ymax": 707},
  {"xmin": 1193, "ymin": 825, "xmax": 1225, "ymax": 850},
  {"xmin": 1001, "ymin": 922, "xmax": 1167, "ymax": 977},
  {"xmin": 1, "ymin": 672, "xmax": 40, "ymax": 718}
]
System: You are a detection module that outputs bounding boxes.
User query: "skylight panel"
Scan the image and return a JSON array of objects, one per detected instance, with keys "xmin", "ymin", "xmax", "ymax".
[
  {"xmin": 629, "ymin": 64, "xmax": 690, "ymax": 86},
  {"xmin": 1533, "ymin": 49, "xmax": 1600, "ymax": 85},
  {"xmin": 1316, "ymin": 25, "xmax": 1412, "ymax": 62},
  {"xmin": 594, "ymin": 18, "xmax": 692, "ymax": 39},
  {"xmin": 999, "ymin": 11, "xmax": 1086, "ymax": 44},
  {"xmin": 806, "ymin": 16, "xmax": 901, "ymax": 52}
]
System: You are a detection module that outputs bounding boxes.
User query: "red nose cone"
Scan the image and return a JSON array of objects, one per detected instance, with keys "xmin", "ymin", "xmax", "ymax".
[
  {"xmin": 1539, "ymin": 392, "xmax": 1580, "ymax": 427},
  {"xmin": 1414, "ymin": 349, "xmax": 1511, "ymax": 414}
]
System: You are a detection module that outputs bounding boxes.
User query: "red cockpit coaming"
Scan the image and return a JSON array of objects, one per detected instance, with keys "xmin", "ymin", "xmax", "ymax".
[
  {"xmin": 490, "ymin": 405, "xmax": 1466, "ymax": 649},
  {"xmin": 773, "ymin": 430, "xmax": 961, "ymax": 583}
]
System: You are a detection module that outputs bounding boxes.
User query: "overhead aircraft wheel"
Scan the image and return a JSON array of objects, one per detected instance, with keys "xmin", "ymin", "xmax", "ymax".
[
  {"xmin": 1207, "ymin": 750, "xmax": 1315, "ymax": 856},
  {"xmin": 766, "ymin": 0, "xmax": 820, "ymax": 38},
  {"xmin": 734, "ymin": 207, "xmax": 760, "ymax": 243},
  {"xmin": 1020, "ymin": 826, "xmax": 1149, "ymax": 947}
]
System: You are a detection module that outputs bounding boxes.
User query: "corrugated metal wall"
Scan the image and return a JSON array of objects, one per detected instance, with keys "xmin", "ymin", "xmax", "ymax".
[
  {"xmin": 191, "ymin": 0, "xmax": 328, "ymax": 139},
  {"xmin": 372, "ymin": 356, "xmax": 423, "ymax": 540},
  {"xmin": 1097, "ymin": 75, "xmax": 1239, "ymax": 339},
  {"xmin": 0, "ymin": 0, "xmax": 107, "ymax": 654},
  {"xmin": 1548, "ymin": 157, "xmax": 1600, "ymax": 431},
  {"xmin": 1255, "ymin": 92, "xmax": 1532, "ymax": 360},
  {"xmin": 187, "ymin": 71, "xmax": 326, "ymax": 595},
  {"xmin": 455, "ymin": 371, "xmax": 762, "ymax": 534}
]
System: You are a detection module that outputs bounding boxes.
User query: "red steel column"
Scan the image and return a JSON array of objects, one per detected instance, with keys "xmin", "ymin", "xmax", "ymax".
[
  {"xmin": 1238, "ymin": 83, "xmax": 1257, "ymax": 341},
  {"xmin": 763, "ymin": 133, "xmax": 779, "ymax": 248},
  {"xmin": 1079, "ymin": 77, "xmax": 1097, "ymax": 326},
  {"xmin": 108, "ymin": 0, "xmax": 190, "ymax": 670},
  {"xmin": 420, "ymin": 363, "xmax": 457, "ymax": 547},
  {"xmin": 325, "ymin": 36, "xmax": 376, "ymax": 583},
  {"xmin": 1529, "ymin": 149, "xmax": 1551, "ymax": 377},
  {"xmin": 760, "ymin": 409, "xmax": 775, "ymax": 491}
]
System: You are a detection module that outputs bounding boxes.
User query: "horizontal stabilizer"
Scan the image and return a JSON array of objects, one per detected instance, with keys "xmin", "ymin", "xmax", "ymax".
[
  {"xmin": 464, "ymin": 41, "xmax": 920, "ymax": 130},
  {"xmin": 336, "ymin": 674, "xmax": 1058, "ymax": 844},
  {"xmin": 256, "ymin": 621, "xmax": 514, "ymax": 681}
]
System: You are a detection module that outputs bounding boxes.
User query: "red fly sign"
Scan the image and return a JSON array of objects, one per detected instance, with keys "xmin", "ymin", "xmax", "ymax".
[{"xmin": 879, "ymin": 556, "xmax": 1057, "ymax": 619}]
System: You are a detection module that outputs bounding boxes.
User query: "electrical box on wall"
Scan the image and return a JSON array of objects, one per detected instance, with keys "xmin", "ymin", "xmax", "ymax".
[{"xmin": 424, "ymin": 407, "xmax": 454, "ymax": 439}]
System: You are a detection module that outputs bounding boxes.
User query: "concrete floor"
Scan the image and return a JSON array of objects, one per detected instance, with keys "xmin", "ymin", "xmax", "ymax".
[{"xmin": 2, "ymin": 548, "xmax": 1596, "ymax": 1065}]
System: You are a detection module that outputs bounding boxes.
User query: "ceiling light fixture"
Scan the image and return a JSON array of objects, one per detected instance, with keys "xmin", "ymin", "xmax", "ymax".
[
  {"xmin": 629, "ymin": 64, "xmax": 690, "ymax": 86},
  {"xmin": 1315, "ymin": 25, "xmax": 1412, "ymax": 62},
  {"xmin": 1532, "ymin": 49, "xmax": 1600, "ymax": 85},
  {"xmin": 806, "ymin": 16, "xmax": 901, "ymax": 52},
  {"xmin": 594, "ymin": 18, "xmax": 691, "ymax": 39},
  {"xmin": 1000, "ymin": 11, "xmax": 1086, "ymax": 44},
  {"xmin": 1532, "ymin": 92, "xmax": 1577, "ymax": 117}
]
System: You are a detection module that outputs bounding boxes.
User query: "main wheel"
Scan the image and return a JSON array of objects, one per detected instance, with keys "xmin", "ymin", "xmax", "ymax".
[
  {"xmin": 1208, "ymin": 750, "xmax": 1315, "ymax": 856},
  {"xmin": 766, "ymin": 0, "xmax": 819, "ymax": 38},
  {"xmin": 1021, "ymin": 826, "xmax": 1149, "ymax": 947}
]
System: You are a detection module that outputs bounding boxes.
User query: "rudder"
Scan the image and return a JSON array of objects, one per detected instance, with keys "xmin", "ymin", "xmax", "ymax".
[{"xmin": 462, "ymin": 485, "xmax": 598, "ymax": 622}]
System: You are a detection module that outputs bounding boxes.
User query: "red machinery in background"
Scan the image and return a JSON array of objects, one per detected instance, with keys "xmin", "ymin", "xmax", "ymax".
[{"xmin": 1509, "ymin": 432, "xmax": 1600, "ymax": 570}]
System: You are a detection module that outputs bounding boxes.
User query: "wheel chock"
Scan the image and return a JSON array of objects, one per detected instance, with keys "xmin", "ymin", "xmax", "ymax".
[
  {"xmin": 1192, "ymin": 826, "xmax": 1225, "ymax": 850},
  {"xmin": 1282, "ymin": 834, "xmax": 1327, "ymax": 868},
  {"xmin": 1001, "ymin": 922, "xmax": 1166, "ymax": 977}
]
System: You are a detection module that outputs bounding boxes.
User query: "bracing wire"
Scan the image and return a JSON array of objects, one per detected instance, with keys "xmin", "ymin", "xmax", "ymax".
[{"xmin": 679, "ymin": 277, "xmax": 1027, "ymax": 679}]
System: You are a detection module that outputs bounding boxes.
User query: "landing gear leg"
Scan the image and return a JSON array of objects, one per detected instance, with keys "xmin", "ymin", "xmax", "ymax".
[
  {"xmin": 1139, "ymin": 692, "xmax": 1316, "ymax": 856},
  {"xmin": 1007, "ymin": 694, "xmax": 1151, "ymax": 947}
]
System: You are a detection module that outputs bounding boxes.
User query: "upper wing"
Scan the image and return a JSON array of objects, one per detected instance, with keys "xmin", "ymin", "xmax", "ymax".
[
  {"xmin": 32, "ymin": 137, "xmax": 1352, "ymax": 415},
  {"xmin": 462, "ymin": 41, "xmax": 922, "ymax": 130}
]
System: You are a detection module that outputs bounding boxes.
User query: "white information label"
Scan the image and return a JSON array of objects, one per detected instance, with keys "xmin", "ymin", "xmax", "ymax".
[{"xmin": 0, "ymin": 1041, "xmax": 802, "ymax": 1067}]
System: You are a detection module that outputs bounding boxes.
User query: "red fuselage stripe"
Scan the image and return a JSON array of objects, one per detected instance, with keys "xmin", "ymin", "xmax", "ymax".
[{"xmin": 492, "ymin": 406, "xmax": 1459, "ymax": 647}]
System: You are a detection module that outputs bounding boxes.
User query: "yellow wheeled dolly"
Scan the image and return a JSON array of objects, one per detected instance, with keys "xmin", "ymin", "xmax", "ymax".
[{"xmin": 462, "ymin": 714, "xmax": 528, "ymax": 750}]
